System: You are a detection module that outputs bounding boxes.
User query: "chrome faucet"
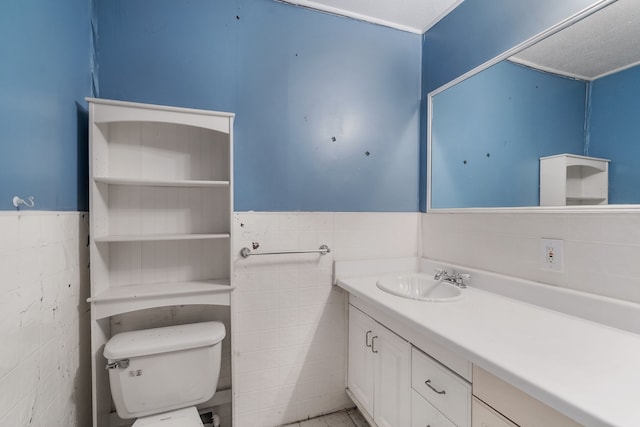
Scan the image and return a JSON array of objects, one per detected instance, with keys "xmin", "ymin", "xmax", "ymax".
[{"xmin": 434, "ymin": 268, "xmax": 470, "ymax": 288}]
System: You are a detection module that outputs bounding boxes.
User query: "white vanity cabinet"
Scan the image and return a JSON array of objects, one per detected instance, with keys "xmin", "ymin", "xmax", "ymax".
[
  {"xmin": 348, "ymin": 305, "xmax": 411, "ymax": 427},
  {"xmin": 539, "ymin": 154, "xmax": 610, "ymax": 206},
  {"xmin": 86, "ymin": 98, "xmax": 235, "ymax": 427}
]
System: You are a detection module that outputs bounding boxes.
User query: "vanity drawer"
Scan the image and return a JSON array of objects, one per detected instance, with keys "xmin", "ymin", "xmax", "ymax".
[
  {"xmin": 412, "ymin": 347, "xmax": 471, "ymax": 427},
  {"xmin": 412, "ymin": 390, "xmax": 456, "ymax": 427}
]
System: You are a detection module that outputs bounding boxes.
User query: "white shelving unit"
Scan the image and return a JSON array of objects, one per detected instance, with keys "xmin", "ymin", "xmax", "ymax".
[
  {"xmin": 86, "ymin": 98, "xmax": 235, "ymax": 427},
  {"xmin": 539, "ymin": 154, "xmax": 610, "ymax": 206}
]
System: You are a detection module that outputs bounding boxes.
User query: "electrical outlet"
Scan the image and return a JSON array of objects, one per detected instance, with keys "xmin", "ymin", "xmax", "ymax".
[{"xmin": 540, "ymin": 238, "xmax": 564, "ymax": 272}]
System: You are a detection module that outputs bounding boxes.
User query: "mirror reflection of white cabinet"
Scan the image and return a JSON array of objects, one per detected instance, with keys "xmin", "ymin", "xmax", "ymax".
[{"xmin": 540, "ymin": 154, "xmax": 610, "ymax": 206}]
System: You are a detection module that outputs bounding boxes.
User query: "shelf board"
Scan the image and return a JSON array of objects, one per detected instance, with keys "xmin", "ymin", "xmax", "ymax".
[
  {"xmin": 94, "ymin": 233, "xmax": 230, "ymax": 243},
  {"xmin": 94, "ymin": 176, "xmax": 230, "ymax": 188},
  {"xmin": 88, "ymin": 279, "xmax": 234, "ymax": 319}
]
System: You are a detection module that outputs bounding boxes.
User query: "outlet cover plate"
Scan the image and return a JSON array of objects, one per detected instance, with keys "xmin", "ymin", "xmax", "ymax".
[{"xmin": 540, "ymin": 238, "xmax": 564, "ymax": 272}]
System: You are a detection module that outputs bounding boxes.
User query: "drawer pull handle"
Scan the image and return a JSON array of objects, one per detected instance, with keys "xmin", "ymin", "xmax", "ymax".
[
  {"xmin": 371, "ymin": 336, "xmax": 379, "ymax": 353},
  {"xmin": 365, "ymin": 330, "xmax": 373, "ymax": 347},
  {"xmin": 425, "ymin": 379, "xmax": 446, "ymax": 395}
]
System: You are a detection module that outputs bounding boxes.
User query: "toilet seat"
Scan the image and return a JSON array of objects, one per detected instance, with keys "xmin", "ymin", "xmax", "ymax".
[{"xmin": 132, "ymin": 406, "xmax": 204, "ymax": 427}]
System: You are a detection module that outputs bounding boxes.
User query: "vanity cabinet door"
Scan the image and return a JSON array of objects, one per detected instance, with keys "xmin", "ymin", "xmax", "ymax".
[
  {"xmin": 348, "ymin": 305, "xmax": 375, "ymax": 415},
  {"xmin": 373, "ymin": 322, "xmax": 411, "ymax": 427},
  {"xmin": 348, "ymin": 305, "xmax": 411, "ymax": 427}
]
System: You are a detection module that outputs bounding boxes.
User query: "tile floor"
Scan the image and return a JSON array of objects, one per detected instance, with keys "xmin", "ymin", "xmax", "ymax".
[{"xmin": 280, "ymin": 408, "xmax": 370, "ymax": 427}]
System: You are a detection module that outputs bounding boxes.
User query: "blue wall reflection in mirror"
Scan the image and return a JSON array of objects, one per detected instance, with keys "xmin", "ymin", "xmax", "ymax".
[
  {"xmin": 431, "ymin": 61, "xmax": 586, "ymax": 209},
  {"xmin": 588, "ymin": 65, "xmax": 640, "ymax": 204},
  {"xmin": 431, "ymin": 61, "xmax": 640, "ymax": 209}
]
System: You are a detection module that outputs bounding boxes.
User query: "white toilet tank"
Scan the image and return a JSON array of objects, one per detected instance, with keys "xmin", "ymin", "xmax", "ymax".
[{"xmin": 104, "ymin": 321, "xmax": 226, "ymax": 419}]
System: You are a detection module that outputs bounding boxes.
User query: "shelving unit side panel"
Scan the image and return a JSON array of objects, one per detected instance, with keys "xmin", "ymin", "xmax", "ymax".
[
  {"xmin": 90, "ymin": 240, "xmax": 112, "ymax": 298},
  {"xmin": 92, "ymin": 173, "xmax": 113, "ymax": 237},
  {"xmin": 540, "ymin": 156, "xmax": 568, "ymax": 206},
  {"xmin": 91, "ymin": 123, "xmax": 110, "ymax": 178},
  {"xmin": 89, "ymin": 116, "xmax": 112, "ymax": 298},
  {"xmin": 89, "ymin": 315, "xmax": 112, "ymax": 427},
  {"xmin": 227, "ymin": 121, "xmax": 234, "ymax": 283}
]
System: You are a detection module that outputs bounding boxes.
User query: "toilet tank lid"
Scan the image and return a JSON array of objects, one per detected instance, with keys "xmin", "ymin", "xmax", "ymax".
[{"xmin": 104, "ymin": 321, "xmax": 226, "ymax": 360}]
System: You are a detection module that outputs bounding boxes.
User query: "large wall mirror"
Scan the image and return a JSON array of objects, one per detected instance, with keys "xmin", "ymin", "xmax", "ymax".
[{"xmin": 428, "ymin": 0, "xmax": 640, "ymax": 210}]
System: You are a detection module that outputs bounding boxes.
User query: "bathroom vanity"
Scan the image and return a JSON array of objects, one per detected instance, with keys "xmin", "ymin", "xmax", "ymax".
[{"xmin": 336, "ymin": 258, "xmax": 640, "ymax": 427}]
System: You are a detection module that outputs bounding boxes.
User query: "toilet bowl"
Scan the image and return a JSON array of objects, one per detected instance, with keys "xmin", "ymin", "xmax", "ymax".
[{"xmin": 104, "ymin": 321, "xmax": 226, "ymax": 426}]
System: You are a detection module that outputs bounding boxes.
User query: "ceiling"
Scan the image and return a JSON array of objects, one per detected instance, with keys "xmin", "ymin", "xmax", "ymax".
[
  {"xmin": 510, "ymin": 0, "xmax": 640, "ymax": 81},
  {"xmin": 278, "ymin": 0, "xmax": 464, "ymax": 34}
]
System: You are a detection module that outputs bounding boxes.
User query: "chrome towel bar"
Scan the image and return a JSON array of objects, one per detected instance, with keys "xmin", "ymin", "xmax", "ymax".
[{"xmin": 240, "ymin": 244, "xmax": 330, "ymax": 258}]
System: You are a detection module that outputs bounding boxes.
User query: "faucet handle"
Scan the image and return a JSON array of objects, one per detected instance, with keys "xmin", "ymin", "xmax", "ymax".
[
  {"xmin": 456, "ymin": 273, "xmax": 471, "ymax": 288},
  {"xmin": 434, "ymin": 268, "xmax": 445, "ymax": 280}
]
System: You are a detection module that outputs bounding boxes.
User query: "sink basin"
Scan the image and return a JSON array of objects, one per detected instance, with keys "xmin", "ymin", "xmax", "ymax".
[{"xmin": 376, "ymin": 274, "xmax": 463, "ymax": 302}]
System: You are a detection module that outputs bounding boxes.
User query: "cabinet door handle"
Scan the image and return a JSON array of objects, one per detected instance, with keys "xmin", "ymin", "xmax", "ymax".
[
  {"xmin": 365, "ymin": 330, "xmax": 373, "ymax": 347},
  {"xmin": 425, "ymin": 379, "xmax": 446, "ymax": 395},
  {"xmin": 371, "ymin": 336, "xmax": 379, "ymax": 353}
]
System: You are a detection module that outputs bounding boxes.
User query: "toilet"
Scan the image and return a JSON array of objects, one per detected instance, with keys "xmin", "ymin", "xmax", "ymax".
[{"xmin": 104, "ymin": 321, "xmax": 226, "ymax": 426}]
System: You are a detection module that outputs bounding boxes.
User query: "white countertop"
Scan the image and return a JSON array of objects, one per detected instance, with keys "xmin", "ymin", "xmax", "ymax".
[{"xmin": 337, "ymin": 273, "xmax": 640, "ymax": 427}]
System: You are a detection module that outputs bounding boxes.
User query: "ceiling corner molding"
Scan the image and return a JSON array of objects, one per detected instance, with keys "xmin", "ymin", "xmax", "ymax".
[
  {"xmin": 420, "ymin": 0, "xmax": 464, "ymax": 33},
  {"xmin": 276, "ymin": 0, "xmax": 425, "ymax": 34}
]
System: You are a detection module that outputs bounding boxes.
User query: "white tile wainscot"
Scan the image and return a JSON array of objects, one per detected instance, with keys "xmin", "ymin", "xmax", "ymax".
[
  {"xmin": 232, "ymin": 212, "xmax": 418, "ymax": 427},
  {"xmin": 0, "ymin": 211, "xmax": 91, "ymax": 427},
  {"xmin": 336, "ymin": 257, "xmax": 640, "ymax": 427},
  {"xmin": 422, "ymin": 211, "xmax": 640, "ymax": 304}
]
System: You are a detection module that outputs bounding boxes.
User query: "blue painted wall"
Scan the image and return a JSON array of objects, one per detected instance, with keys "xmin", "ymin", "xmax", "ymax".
[
  {"xmin": 0, "ymin": 0, "xmax": 603, "ymax": 212},
  {"xmin": 420, "ymin": 0, "xmax": 601, "ymax": 211},
  {"xmin": 588, "ymin": 64, "xmax": 640, "ymax": 204},
  {"xmin": 431, "ymin": 61, "xmax": 586, "ymax": 208},
  {"xmin": 95, "ymin": 0, "xmax": 422, "ymax": 212},
  {"xmin": 0, "ymin": 0, "xmax": 91, "ymax": 211}
]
